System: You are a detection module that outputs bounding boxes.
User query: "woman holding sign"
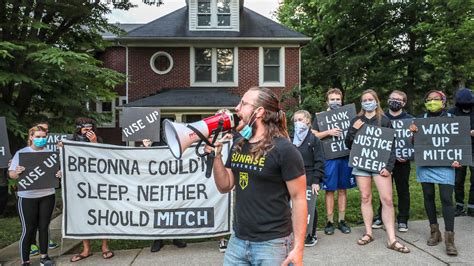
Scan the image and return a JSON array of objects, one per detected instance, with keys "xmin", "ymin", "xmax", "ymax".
[
  {"xmin": 345, "ymin": 89, "xmax": 410, "ymax": 253},
  {"xmin": 293, "ymin": 110, "xmax": 325, "ymax": 247},
  {"xmin": 409, "ymin": 90, "xmax": 459, "ymax": 256},
  {"xmin": 8, "ymin": 125, "xmax": 56, "ymax": 266}
]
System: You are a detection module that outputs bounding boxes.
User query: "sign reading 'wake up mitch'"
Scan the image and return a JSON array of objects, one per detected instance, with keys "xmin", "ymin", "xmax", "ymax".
[{"xmin": 414, "ymin": 116, "xmax": 472, "ymax": 166}]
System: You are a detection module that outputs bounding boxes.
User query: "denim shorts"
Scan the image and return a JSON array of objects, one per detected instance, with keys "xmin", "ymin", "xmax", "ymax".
[
  {"xmin": 224, "ymin": 234, "xmax": 292, "ymax": 265},
  {"xmin": 352, "ymin": 167, "xmax": 379, "ymax": 177}
]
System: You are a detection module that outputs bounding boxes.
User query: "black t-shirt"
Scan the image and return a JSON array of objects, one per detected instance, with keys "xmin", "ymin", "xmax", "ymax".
[{"xmin": 225, "ymin": 137, "xmax": 305, "ymax": 241}]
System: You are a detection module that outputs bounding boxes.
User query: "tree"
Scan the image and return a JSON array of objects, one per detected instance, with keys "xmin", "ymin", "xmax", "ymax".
[
  {"xmin": 277, "ymin": 0, "xmax": 473, "ymax": 115},
  {"xmin": 0, "ymin": 0, "xmax": 162, "ymax": 148}
]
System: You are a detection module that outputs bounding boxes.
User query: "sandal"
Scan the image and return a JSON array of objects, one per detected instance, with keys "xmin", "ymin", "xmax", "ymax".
[
  {"xmin": 387, "ymin": 240, "xmax": 410, "ymax": 253},
  {"xmin": 357, "ymin": 233, "xmax": 374, "ymax": 245},
  {"xmin": 102, "ymin": 250, "xmax": 114, "ymax": 259},
  {"xmin": 70, "ymin": 252, "xmax": 93, "ymax": 262}
]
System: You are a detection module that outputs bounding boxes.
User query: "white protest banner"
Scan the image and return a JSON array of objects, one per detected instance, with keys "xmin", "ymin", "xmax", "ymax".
[{"xmin": 61, "ymin": 140, "xmax": 232, "ymax": 239}]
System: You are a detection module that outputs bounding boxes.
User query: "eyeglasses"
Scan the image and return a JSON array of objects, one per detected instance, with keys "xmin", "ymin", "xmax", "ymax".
[
  {"xmin": 389, "ymin": 97, "xmax": 404, "ymax": 102},
  {"xmin": 239, "ymin": 100, "xmax": 258, "ymax": 108}
]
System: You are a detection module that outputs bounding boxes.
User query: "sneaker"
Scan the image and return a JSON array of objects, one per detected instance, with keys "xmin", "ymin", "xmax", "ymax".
[
  {"xmin": 304, "ymin": 235, "xmax": 318, "ymax": 247},
  {"xmin": 454, "ymin": 205, "xmax": 466, "ymax": 217},
  {"xmin": 324, "ymin": 222, "xmax": 335, "ymax": 235},
  {"xmin": 21, "ymin": 263, "xmax": 30, "ymax": 266},
  {"xmin": 172, "ymin": 239, "xmax": 187, "ymax": 248},
  {"xmin": 48, "ymin": 240, "xmax": 59, "ymax": 249},
  {"xmin": 218, "ymin": 239, "xmax": 228, "ymax": 253},
  {"xmin": 338, "ymin": 220, "xmax": 351, "ymax": 234},
  {"xmin": 398, "ymin": 223, "xmax": 409, "ymax": 232},
  {"xmin": 467, "ymin": 208, "xmax": 474, "ymax": 217},
  {"xmin": 150, "ymin": 240, "xmax": 164, "ymax": 253},
  {"xmin": 30, "ymin": 244, "xmax": 39, "ymax": 256},
  {"xmin": 40, "ymin": 255, "xmax": 54, "ymax": 266},
  {"xmin": 372, "ymin": 218, "xmax": 383, "ymax": 229}
]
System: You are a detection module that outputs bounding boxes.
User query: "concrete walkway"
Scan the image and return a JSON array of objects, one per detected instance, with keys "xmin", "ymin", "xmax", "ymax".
[{"xmin": 1, "ymin": 216, "xmax": 472, "ymax": 265}]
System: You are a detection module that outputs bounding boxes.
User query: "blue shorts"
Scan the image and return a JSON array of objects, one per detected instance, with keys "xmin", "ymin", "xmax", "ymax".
[{"xmin": 321, "ymin": 157, "xmax": 357, "ymax": 191}]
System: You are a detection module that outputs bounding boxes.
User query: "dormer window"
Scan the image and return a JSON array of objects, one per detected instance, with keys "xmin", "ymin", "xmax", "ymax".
[
  {"xmin": 197, "ymin": 0, "xmax": 231, "ymax": 27},
  {"xmin": 190, "ymin": 0, "xmax": 239, "ymax": 31}
]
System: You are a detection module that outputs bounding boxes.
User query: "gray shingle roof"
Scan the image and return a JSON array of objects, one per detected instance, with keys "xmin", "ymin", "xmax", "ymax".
[
  {"xmin": 102, "ymin": 23, "xmax": 145, "ymax": 39},
  {"xmin": 122, "ymin": 88, "xmax": 241, "ymax": 108},
  {"xmin": 116, "ymin": 7, "xmax": 309, "ymax": 43}
]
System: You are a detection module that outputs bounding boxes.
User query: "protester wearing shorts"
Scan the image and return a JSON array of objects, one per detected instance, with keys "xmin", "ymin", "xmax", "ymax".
[
  {"xmin": 293, "ymin": 110, "xmax": 325, "ymax": 247},
  {"xmin": 410, "ymin": 90, "xmax": 460, "ymax": 256},
  {"xmin": 345, "ymin": 89, "xmax": 410, "ymax": 253},
  {"xmin": 312, "ymin": 88, "xmax": 356, "ymax": 235},
  {"xmin": 9, "ymin": 125, "xmax": 57, "ymax": 266},
  {"xmin": 373, "ymin": 90, "xmax": 414, "ymax": 232}
]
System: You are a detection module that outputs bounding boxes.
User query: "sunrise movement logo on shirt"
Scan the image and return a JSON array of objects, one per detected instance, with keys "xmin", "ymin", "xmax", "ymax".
[{"xmin": 230, "ymin": 152, "xmax": 266, "ymax": 172}]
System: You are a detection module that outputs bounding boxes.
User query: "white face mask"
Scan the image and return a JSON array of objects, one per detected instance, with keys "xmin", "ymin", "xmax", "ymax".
[{"xmin": 293, "ymin": 121, "xmax": 309, "ymax": 147}]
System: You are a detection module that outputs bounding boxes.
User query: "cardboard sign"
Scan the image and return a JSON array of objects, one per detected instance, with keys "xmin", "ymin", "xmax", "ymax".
[
  {"xmin": 414, "ymin": 116, "xmax": 472, "ymax": 166},
  {"xmin": 391, "ymin": 119, "xmax": 414, "ymax": 160},
  {"xmin": 0, "ymin": 117, "xmax": 12, "ymax": 168},
  {"xmin": 61, "ymin": 140, "xmax": 232, "ymax": 239},
  {"xmin": 120, "ymin": 107, "xmax": 161, "ymax": 142},
  {"xmin": 18, "ymin": 152, "xmax": 59, "ymax": 191},
  {"xmin": 46, "ymin": 133, "xmax": 72, "ymax": 152},
  {"xmin": 315, "ymin": 104, "xmax": 357, "ymax": 159},
  {"xmin": 306, "ymin": 186, "xmax": 317, "ymax": 236},
  {"xmin": 349, "ymin": 125, "xmax": 395, "ymax": 173}
]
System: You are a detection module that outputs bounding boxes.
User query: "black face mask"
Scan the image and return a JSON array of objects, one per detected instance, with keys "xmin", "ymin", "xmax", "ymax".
[
  {"xmin": 75, "ymin": 134, "xmax": 90, "ymax": 142},
  {"xmin": 388, "ymin": 100, "xmax": 403, "ymax": 112},
  {"xmin": 456, "ymin": 102, "xmax": 472, "ymax": 111}
]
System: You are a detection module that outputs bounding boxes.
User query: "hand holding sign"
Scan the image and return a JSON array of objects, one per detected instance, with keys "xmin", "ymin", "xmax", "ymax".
[
  {"xmin": 353, "ymin": 119, "xmax": 365, "ymax": 130},
  {"xmin": 15, "ymin": 165, "xmax": 26, "ymax": 176},
  {"xmin": 328, "ymin": 127, "xmax": 342, "ymax": 137}
]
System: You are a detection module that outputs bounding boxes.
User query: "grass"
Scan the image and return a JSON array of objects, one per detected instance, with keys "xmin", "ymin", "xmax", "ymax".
[{"xmin": 1, "ymin": 166, "xmax": 472, "ymax": 252}]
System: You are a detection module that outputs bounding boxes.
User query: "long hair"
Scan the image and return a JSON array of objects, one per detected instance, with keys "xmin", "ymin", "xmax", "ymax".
[
  {"xmin": 235, "ymin": 87, "xmax": 288, "ymax": 158},
  {"xmin": 28, "ymin": 126, "xmax": 48, "ymax": 146},
  {"xmin": 357, "ymin": 89, "xmax": 384, "ymax": 125}
]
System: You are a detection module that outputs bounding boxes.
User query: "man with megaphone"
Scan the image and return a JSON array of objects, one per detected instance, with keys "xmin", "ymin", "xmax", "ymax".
[{"xmin": 205, "ymin": 87, "xmax": 307, "ymax": 266}]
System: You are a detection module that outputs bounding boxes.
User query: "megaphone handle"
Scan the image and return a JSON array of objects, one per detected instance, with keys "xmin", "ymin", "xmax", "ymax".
[{"xmin": 205, "ymin": 151, "xmax": 215, "ymax": 178}]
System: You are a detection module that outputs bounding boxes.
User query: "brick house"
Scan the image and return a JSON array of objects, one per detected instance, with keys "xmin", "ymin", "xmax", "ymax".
[{"xmin": 97, "ymin": 0, "xmax": 310, "ymax": 145}]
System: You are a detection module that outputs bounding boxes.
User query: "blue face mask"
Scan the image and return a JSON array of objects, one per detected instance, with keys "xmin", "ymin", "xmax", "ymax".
[
  {"xmin": 239, "ymin": 108, "xmax": 260, "ymax": 140},
  {"xmin": 362, "ymin": 100, "xmax": 377, "ymax": 112},
  {"xmin": 33, "ymin": 137, "xmax": 47, "ymax": 148},
  {"xmin": 239, "ymin": 125, "xmax": 253, "ymax": 140}
]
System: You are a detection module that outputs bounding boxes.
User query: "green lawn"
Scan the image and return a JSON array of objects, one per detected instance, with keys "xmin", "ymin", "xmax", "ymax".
[{"xmin": 1, "ymin": 166, "xmax": 472, "ymax": 252}]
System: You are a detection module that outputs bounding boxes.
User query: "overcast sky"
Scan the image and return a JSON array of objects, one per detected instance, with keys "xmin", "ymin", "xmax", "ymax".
[{"xmin": 107, "ymin": 0, "xmax": 282, "ymax": 23}]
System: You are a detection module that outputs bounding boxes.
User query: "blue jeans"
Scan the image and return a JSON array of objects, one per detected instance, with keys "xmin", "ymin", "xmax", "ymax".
[{"xmin": 224, "ymin": 234, "xmax": 292, "ymax": 265}]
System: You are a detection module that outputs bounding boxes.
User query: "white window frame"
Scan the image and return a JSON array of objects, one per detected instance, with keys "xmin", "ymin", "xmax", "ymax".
[
  {"xmin": 190, "ymin": 47, "xmax": 238, "ymax": 87},
  {"xmin": 259, "ymin": 47, "xmax": 285, "ymax": 87},
  {"xmin": 197, "ymin": 0, "xmax": 232, "ymax": 29},
  {"xmin": 96, "ymin": 98, "xmax": 116, "ymax": 128},
  {"xmin": 150, "ymin": 51, "xmax": 173, "ymax": 75}
]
